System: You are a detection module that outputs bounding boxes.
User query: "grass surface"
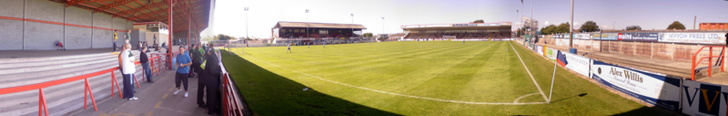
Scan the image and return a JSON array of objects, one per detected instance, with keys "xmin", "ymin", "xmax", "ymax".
[{"xmin": 221, "ymin": 41, "xmax": 678, "ymax": 115}]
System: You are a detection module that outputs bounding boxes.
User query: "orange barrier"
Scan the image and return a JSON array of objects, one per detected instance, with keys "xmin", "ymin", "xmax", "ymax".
[
  {"xmin": 691, "ymin": 46, "xmax": 726, "ymax": 80},
  {"xmin": 219, "ymin": 53, "xmax": 246, "ymax": 116},
  {"xmin": 0, "ymin": 55, "xmax": 165, "ymax": 116}
]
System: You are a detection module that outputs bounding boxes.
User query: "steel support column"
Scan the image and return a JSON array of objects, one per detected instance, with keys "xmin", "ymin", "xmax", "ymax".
[{"xmin": 168, "ymin": 0, "xmax": 174, "ymax": 68}]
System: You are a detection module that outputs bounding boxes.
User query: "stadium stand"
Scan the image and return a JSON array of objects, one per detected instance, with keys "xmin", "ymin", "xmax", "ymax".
[{"xmin": 0, "ymin": 51, "xmax": 166, "ymax": 116}]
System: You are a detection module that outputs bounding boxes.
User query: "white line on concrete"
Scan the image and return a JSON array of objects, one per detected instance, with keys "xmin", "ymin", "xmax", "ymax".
[
  {"xmin": 514, "ymin": 93, "xmax": 541, "ymax": 103},
  {"xmin": 508, "ymin": 42, "xmax": 549, "ymax": 101},
  {"xmin": 243, "ymin": 55, "xmax": 548, "ymax": 105}
]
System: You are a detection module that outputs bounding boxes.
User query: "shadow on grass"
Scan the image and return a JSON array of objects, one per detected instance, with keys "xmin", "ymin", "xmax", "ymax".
[
  {"xmin": 549, "ymin": 93, "xmax": 588, "ymax": 103},
  {"xmin": 221, "ymin": 52, "xmax": 401, "ymax": 116},
  {"xmin": 612, "ymin": 106, "xmax": 684, "ymax": 116}
]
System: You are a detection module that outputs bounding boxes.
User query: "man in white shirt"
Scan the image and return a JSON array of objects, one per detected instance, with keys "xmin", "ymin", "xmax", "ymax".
[{"xmin": 121, "ymin": 43, "xmax": 138, "ymax": 101}]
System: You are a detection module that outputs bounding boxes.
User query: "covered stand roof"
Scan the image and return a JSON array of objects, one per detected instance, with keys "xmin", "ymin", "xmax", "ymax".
[
  {"xmin": 274, "ymin": 21, "xmax": 367, "ymax": 29},
  {"xmin": 50, "ymin": 0, "xmax": 211, "ymax": 36}
]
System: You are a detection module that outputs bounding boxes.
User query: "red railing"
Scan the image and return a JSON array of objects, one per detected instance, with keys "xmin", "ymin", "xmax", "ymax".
[
  {"xmin": 219, "ymin": 52, "xmax": 246, "ymax": 116},
  {"xmin": 691, "ymin": 46, "xmax": 726, "ymax": 80},
  {"xmin": 0, "ymin": 54, "xmax": 165, "ymax": 116}
]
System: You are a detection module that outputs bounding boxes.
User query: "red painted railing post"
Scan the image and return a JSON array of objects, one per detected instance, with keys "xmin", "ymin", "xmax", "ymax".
[
  {"xmin": 134, "ymin": 74, "xmax": 141, "ymax": 88},
  {"xmin": 692, "ymin": 53, "xmax": 697, "ymax": 80},
  {"xmin": 111, "ymin": 71, "xmax": 122, "ymax": 98},
  {"xmin": 718, "ymin": 46, "xmax": 725, "ymax": 72},
  {"xmin": 38, "ymin": 88, "xmax": 49, "ymax": 116},
  {"xmin": 84, "ymin": 78, "xmax": 98, "ymax": 111},
  {"xmin": 223, "ymin": 76, "xmax": 229, "ymax": 116},
  {"xmin": 709, "ymin": 47, "xmax": 713, "ymax": 77}
]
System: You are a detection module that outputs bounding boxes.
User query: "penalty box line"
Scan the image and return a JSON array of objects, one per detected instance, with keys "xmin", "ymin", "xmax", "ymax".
[
  {"xmin": 508, "ymin": 42, "xmax": 549, "ymax": 102},
  {"xmin": 243, "ymin": 55, "xmax": 548, "ymax": 105}
]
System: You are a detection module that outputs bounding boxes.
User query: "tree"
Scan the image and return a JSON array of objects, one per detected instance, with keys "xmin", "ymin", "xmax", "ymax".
[
  {"xmin": 472, "ymin": 19, "xmax": 484, "ymax": 23},
  {"xmin": 362, "ymin": 33, "xmax": 373, "ymax": 37},
  {"xmin": 216, "ymin": 34, "xmax": 234, "ymax": 40},
  {"xmin": 626, "ymin": 25, "xmax": 642, "ymax": 30},
  {"xmin": 540, "ymin": 25, "xmax": 557, "ymax": 35},
  {"xmin": 667, "ymin": 21, "xmax": 686, "ymax": 30},
  {"xmin": 556, "ymin": 22, "xmax": 571, "ymax": 34},
  {"xmin": 579, "ymin": 21, "xmax": 600, "ymax": 32}
]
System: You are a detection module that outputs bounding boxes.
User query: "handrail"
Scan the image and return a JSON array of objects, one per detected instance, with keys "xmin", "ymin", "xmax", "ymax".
[
  {"xmin": 691, "ymin": 46, "xmax": 726, "ymax": 80},
  {"xmin": 219, "ymin": 50, "xmax": 246, "ymax": 116},
  {"xmin": 0, "ymin": 53, "xmax": 165, "ymax": 116}
]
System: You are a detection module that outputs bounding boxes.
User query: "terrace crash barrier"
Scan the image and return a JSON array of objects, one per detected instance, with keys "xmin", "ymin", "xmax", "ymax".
[{"xmin": 0, "ymin": 49, "xmax": 246, "ymax": 116}]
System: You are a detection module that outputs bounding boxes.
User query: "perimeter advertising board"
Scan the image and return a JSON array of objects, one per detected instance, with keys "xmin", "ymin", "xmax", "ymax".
[
  {"xmin": 574, "ymin": 33, "xmax": 592, "ymax": 39},
  {"xmin": 536, "ymin": 45, "xmax": 544, "ymax": 55},
  {"xmin": 592, "ymin": 33, "xmax": 619, "ymax": 40},
  {"xmin": 618, "ymin": 33, "xmax": 659, "ymax": 42},
  {"xmin": 545, "ymin": 47, "xmax": 557, "ymax": 60},
  {"xmin": 556, "ymin": 50, "xmax": 591, "ymax": 77},
  {"xmin": 659, "ymin": 32, "xmax": 727, "ymax": 44},
  {"xmin": 591, "ymin": 60, "xmax": 681, "ymax": 111},
  {"xmin": 682, "ymin": 80, "xmax": 728, "ymax": 115}
]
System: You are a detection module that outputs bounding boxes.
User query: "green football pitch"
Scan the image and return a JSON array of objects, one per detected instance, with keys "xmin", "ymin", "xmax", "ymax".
[{"xmin": 220, "ymin": 41, "xmax": 678, "ymax": 115}]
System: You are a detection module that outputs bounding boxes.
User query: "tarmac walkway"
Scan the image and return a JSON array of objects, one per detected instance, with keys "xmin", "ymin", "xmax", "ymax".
[
  {"xmin": 65, "ymin": 71, "xmax": 213, "ymax": 116},
  {"xmin": 536, "ymin": 43, "xmax": 728, "ymax": 85}
]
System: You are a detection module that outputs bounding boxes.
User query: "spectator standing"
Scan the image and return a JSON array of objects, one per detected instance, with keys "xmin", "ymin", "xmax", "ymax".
[
  {"xmin": 174, "ymin": 46, "xmax": 192, "ymax": 97},
  {"xmin": 204, "ymin": 49, "xmax": 222, "ymax": 115},
  {"xmin": 120, "ymin": 43, "xmax": 138, "ymax": 100},
  {"xmin": 140, "ymin": 46, "xmax": 153, "ymax": 83},
  {"xmin": 195, "ymin": 44, "xmax": 208, "ymax": 108},
  {"xmin": 113, "ymin": 30, "xmax": 118, "ymax": 51}
]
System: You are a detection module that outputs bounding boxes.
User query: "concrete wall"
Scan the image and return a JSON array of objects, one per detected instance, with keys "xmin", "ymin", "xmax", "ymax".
[
  {"xmin": 93, "ymin": 13, "xmax": 112, "ymax": 49},
  {"xmin": 0, "ymin": 0, "xmax": 25, "ymax": 50},
  {"xmin": 65, "ymin": 6, "xmax": 93, "ymax": 49},
  {"xmin": 0, "ymin": 0, "xmax": 133, "ymax": 50},
  {"xmin": 24, "ymin": 0, "xmax": 64, "ymax": 50}
]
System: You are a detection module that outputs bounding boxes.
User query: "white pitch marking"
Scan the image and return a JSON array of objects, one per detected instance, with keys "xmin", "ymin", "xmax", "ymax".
[
  {"xmin": 514, "ymin": 93, "xmax": 541, "ymax": 103},
  {"xmin": 244, "ymin": 55, "xmax": 548, "ymax": 105},
  {"xmin": 508, "ymin": 42, "xmax": 549, "ymax": 101}
]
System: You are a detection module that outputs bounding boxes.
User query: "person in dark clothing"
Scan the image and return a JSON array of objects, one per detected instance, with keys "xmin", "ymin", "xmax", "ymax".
[
  {"xmin": 189, "ymin": 44, "xmax": 199, "ymax": 78},
  {"xmin": 203, "ymin": 49, "xmax": 223, "ymax": 115},
  {"xmin": 725, "ymin": 33, "xmax": 727, "ymax": 46},
  {"xmin": 194, "ymin": 44, "xmax": 207, "ymax": 108},
  {"xmin": 140, "ymin": 46, "xmax": 153, "ymax": 83}
]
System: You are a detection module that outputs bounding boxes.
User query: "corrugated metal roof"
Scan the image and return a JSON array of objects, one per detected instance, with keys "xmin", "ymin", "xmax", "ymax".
[{"xmin": 275, "ymin": 21, "xmax": 366, "ymax": 29}]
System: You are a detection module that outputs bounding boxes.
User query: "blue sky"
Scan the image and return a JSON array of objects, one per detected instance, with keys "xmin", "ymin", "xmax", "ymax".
[{"xmin": 204, "ymin": 0, "xmax": 728, "ymax": 38}]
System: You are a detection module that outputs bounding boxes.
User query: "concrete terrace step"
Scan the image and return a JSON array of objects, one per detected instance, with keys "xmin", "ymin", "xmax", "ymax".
[
  {"xmin": 0, "ymin": 61, "xmax": 117, "ymax": 88},
  {"xmin": 0, "ymin": 53, "xmax": 111, "ymax": 64},
  {"xmin": 0, "ymin": 66, "xmax": 143, "ymax": 106},
  {"xmin": 0, "ymin": 55, "xmax": 115, "ymax": 71},
  {"xmin": 0, "ymin": 66, "xmax": 147, "ymax": 116},
  {"xmin": 0, "ymin": 57, "xmax": 117, "ymax": 76},
  {"xmin": 0, "ymin": 50, "xmax": 159, "ymax": 116},
  {"xmin": 0, "ymin": 51, "xmax": 143, "ymax": 76}
]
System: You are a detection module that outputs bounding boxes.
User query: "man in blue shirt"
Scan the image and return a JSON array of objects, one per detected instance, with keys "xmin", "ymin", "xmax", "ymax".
[{"xmin": 174, "ymin": 46, "xmax": 193, "ymax": 98}]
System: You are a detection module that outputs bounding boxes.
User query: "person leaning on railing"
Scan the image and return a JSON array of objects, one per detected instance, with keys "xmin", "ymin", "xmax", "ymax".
[
  {"xmin": 203, "ymin": 48, "xmax": 222, "ymax": 115},
  {"xmin": 140, "ymin": 46, "xmax": 153, "ymax": 83}
]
